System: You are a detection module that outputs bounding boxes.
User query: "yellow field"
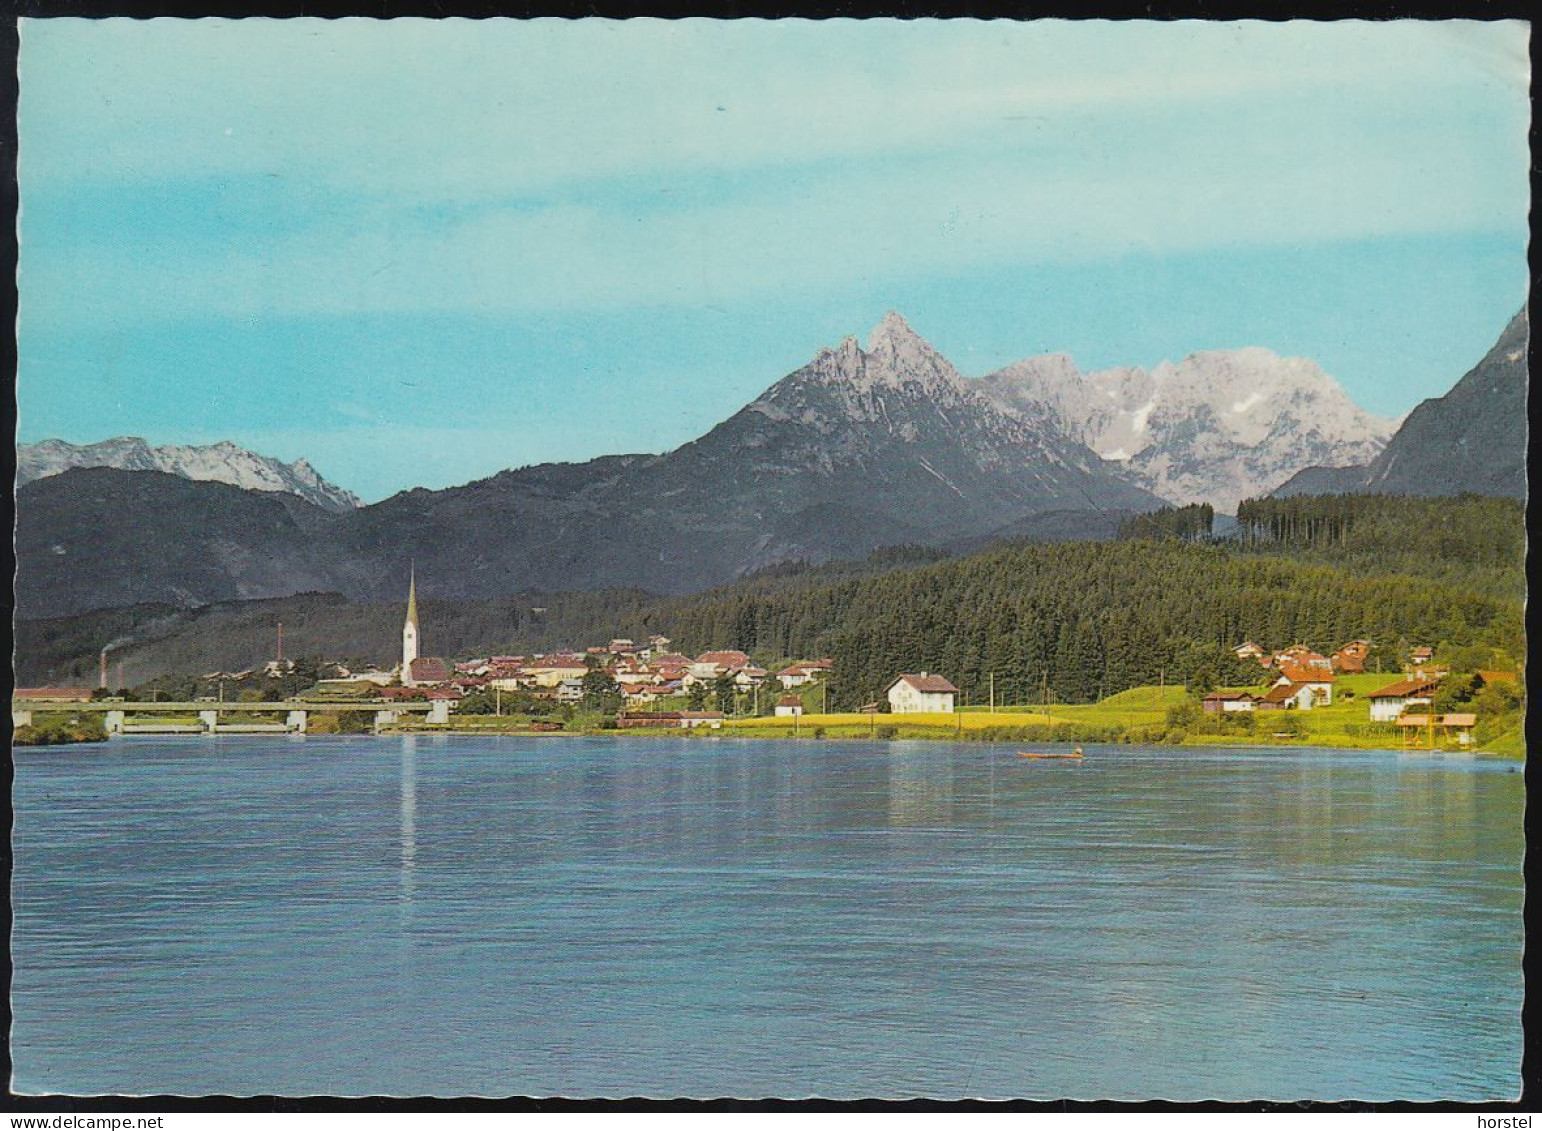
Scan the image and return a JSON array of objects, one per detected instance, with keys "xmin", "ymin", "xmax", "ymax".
[{"xmin": 723, "ymin": 710, "xmax": 1060, "ymax": 730}]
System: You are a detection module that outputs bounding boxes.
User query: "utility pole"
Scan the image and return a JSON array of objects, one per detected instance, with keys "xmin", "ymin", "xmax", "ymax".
[
  {"xmin": 989, "ymin": 672, "xmax": 995, "ymax": 714},
  {"xmin": 495, "ymin": 686, "xmax": 502, "ymax": 716}
]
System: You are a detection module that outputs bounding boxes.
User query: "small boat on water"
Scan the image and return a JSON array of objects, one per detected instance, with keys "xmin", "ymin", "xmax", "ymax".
[{"xmin": 1019, "ymin": 749, "xmax": 1084, "ymax": 760}]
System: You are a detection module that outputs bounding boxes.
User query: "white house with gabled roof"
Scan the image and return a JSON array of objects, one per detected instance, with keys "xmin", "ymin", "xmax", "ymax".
[{"xmin": 886, "ymin": 672, "xmax": 959, "ymax": 714}]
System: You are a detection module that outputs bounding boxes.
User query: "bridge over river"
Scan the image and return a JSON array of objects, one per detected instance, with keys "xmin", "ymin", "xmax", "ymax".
[{"xmin": 12, "ymin": 699, "xmax": 448, "ymax": 735}]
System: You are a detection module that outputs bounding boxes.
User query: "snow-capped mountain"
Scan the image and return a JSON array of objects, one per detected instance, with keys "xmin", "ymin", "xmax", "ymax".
[
  {"xmin": 980, "ymin": 348, "xmax": 1397, "ymax": 512},
  {"xmin": 17, "ymin": 437, "xmax": 361, "ymax": 513}
]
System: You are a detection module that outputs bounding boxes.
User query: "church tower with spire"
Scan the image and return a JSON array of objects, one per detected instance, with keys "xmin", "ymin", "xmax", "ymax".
[{"xmin": 401, "ymin": 567, "xmax": 420, "ymax": 686}]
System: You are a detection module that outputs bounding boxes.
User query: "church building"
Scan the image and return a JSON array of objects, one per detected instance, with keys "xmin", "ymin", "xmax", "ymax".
[{"xmin": 400, "ymin": 570, "xmax": 449, "ymax": 688}]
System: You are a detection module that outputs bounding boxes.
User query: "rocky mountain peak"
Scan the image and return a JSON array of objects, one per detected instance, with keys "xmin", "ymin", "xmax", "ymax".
[{"xmin": 862, "ymin": 310, "xmax": 961, "ymax": 389}]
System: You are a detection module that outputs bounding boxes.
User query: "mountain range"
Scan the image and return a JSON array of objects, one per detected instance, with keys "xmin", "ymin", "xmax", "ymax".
[
  {"xmin": 982, "ymin": 348, "xmax": 1396, "ymax": 513},
  {"xmin": 15, "ymin": 310, "xmax": 1524, "ymax": 621},
  {"xmin": 17, "ymin": 436, "xmax": 361, "ymax": 513}
]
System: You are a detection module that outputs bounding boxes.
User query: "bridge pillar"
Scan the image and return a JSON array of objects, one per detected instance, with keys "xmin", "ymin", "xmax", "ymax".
[
  {"xmin": 13, "ymin": 709, "xmax": 33, "ymax": 728},
  {"xmin": 287, "ymin": 709, "xmax": 308, "ymax": 734},
  {"xmin": 374, "ymin": 709, "xmax": 398, "ymax": 734},
  {"xmin": 199, "ymin": 710, "xmax": 220, "ymax": 733},
  {"xmin": 104, "ymin": 710, "xmax": 125, "ymax": 736},
  {"xmin": 428, "ymin": 700, "xmax": 450, "ymax": 724}
]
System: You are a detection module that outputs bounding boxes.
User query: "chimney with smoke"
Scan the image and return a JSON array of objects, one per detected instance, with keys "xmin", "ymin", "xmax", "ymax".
[{"xmin": 100, "ymin": 648, "xmax": 109, "ymax": 690}]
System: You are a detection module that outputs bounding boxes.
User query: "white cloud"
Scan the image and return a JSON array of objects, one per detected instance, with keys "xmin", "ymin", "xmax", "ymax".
[{"xmin": 17, "ymin": 18, "xmax": 1530, "ymax": 329}]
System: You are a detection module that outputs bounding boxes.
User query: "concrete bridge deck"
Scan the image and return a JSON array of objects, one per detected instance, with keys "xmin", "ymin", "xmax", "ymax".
[{"xmin": 13, "ymin": 699, "xmax": 446, "ymax": 735}]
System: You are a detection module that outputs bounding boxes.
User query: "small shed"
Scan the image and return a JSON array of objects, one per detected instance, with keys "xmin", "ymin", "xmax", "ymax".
[
  {"xmin": 774, "ymin": 695, "xmax": 805, "ymax": 718},
  {"xmin": 1201, "ymin": 691, "xmax": 1256, "ymax": 714}
]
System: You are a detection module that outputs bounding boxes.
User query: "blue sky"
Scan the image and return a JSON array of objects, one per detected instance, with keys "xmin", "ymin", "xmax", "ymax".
[{"xmin": 18, "ymin": 19, "xmax": 1530, "ymax": 502}]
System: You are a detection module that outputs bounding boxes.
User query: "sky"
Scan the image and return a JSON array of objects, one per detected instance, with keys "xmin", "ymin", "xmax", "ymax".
[{"xmin": 17, "ymin": 18, "xmax": 1531, "ymax": 502}]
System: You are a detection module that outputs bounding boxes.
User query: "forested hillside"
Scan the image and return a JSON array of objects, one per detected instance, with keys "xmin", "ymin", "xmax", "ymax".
[
  {"xmin": 657, "ymin": 539, "xmax": 1521, "ymax": 708},
  {"xmin": 1231, "ymin": 493, "xmax": 1525, "ymax": 601},
  {"xmin": 20, "ymin": 494, "xmax": 1523, "ymax": 709}
]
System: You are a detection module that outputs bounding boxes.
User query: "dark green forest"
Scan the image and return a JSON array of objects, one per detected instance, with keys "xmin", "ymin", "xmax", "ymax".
[
  {"xmin": 1231, "ymin": 493, "xmax": 1525, "ymax": 601},
  {"xmin": 16, "ymin": 494, "xmax": 1525, "ymax": 708}
]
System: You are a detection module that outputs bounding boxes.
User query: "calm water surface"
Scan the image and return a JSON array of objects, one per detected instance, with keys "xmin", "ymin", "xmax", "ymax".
[{"xmin": 11, "ymin": 735, "xmax": 1524, "ymax": 1099}]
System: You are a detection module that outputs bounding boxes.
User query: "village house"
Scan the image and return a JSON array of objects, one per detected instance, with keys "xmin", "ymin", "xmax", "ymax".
[
  {"xmin": 1367, "ymin": 677, "xmax": 1441, "ymax": 723},
  {"xmin": 1201, "ymin": 690, "xmax": 1256, "ymax": 714},
  {"xmin": 524, "ymin": 655, "xmax": 590, "ymax": 688},
  {"xmin": 1256, "ymin": 682, "xmax": 1319, "ymax": 711},
  {"xmin": 776, "ymin": 662, "xmax": 831, "ymax": 689},
  {"xmin": 733, "ymin": 666, "xmax": 769, "ymax": 690},
  {"xmin": 688, "ymin": 651, "xmax": 752, "ymax": 682},
  {"xmin": 1273, "ymin": 647, "xmax": 1333, "ymax": 675},
  {"xmin": 886, "ymin": 672, "xmax": 959, "ymax": 714},
  {"xmin": 489, "ymin": 671, "xmax": 537, "ymax": 693},
  {"xmin": 1233, "ymin": 641, "xmax": 1268, "ymax": 666},
  {"xmin": 334, "ymin": 668, "xmax": 395, "ymax": 686},
  {"xmin": 1331, "ymin": 640, "xmax": 1371, "ymax": 674},
  {"xmin": 775, "ymin": 695, "xmax": 805, "ymax": 718},
  {"xmin": 1272, "ymin": 663, "xmax": 1334, "ymax": 705},
  {"xmin": 555, "ymin": 678, "xmax": 585, "ymax": 705}
]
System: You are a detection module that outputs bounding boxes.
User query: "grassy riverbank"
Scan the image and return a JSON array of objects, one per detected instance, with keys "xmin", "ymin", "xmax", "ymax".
[
  {"xmin": 717, "ymin": 678, "xmax": 1524, "ymax": 757},
  {"xmin": 13, "ymin": 711, "xmax": 109, "ymax": 746}
]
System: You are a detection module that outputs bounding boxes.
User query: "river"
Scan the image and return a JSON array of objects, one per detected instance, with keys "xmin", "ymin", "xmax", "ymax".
[{"xmin": 10, "ymin": 734, "xmax": 1523, "ymax": 1099}]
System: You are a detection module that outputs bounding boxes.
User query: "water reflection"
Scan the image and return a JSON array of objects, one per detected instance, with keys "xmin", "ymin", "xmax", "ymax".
[
  {"xmin": 8, "ymin": 736, "xmax": 1523, "ymax": 1100},
  {"xmin": 400, "ymin": 735, "xmax": 417, "ymax": 917}
]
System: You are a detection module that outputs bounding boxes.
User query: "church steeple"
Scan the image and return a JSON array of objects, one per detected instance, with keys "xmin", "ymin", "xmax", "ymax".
[{"xmin": 402, "ymin": 564, "xmax": 420, "ymax": 684}]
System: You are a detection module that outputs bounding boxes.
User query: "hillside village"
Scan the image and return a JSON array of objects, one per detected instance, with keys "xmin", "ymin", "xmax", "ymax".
[{"xmin": 17, "ymin": 564, "xmax": 1521, "ymax": 757}]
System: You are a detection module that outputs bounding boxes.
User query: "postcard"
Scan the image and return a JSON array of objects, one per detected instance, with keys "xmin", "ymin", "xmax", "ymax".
[{"xmin": 10, "ymin": 17, "xmax": 1528, "ymax": 1102}]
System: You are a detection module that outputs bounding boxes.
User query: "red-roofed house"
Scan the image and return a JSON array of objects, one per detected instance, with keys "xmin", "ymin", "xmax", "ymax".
[
  {"xmin": 886, "ymin": 672, "xmax": 959, "ymax": 714},
  {"xmin": 1257, "ymin": 681, "xmax": 1317, "ymax": 711},
  {"xmin": 408, "ymin": 657, "xmax": 451, "ymax": 686},
  {"xmin": 775, "ymin": 695, "xmax": 805, "ymax": 718},
  {"xmin": 690, "ymin": 651, "xmax": 751, "ymax": 681},
  {"xmin": 777, "ymin": 664, "xmax": 819, "ymax": 689},
  {"xmin": 1331, "ymin": 640, "xmax": 1371, "ymax": 674},
  {"xmin": 1201, "ymin": 691, "xmax": 1256, "ymax": 714},
  {"xmin": 1272, "ymin": 665, "xmax": 1334, "ymax": 705},
  {"xmin": 733, "ymin": 666, "xmax": 768, "ymax": 689},
  {"xmin": 1368, "ymin": 677, "xmax": 1441, "ymax": 723}
]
